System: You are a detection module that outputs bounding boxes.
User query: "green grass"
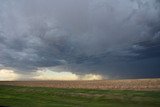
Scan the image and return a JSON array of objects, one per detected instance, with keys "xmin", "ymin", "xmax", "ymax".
[{"xmin": 0, "ymin": 85, "xmax": 160, "ymax": 107}]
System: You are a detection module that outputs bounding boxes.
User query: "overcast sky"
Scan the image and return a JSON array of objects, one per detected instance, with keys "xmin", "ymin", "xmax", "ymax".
[{"xmin": 0, "ymin": 0, "xmax": 160, "ymax": 80}]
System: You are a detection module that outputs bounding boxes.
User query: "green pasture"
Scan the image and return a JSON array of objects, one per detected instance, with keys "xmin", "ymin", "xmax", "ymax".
[{"xmin": 0, "ymin": 85, "xmax": 160, "ymax": 107}]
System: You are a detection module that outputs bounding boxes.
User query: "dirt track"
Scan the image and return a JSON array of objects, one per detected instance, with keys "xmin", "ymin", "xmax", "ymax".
[{"xmin": 0, "ymin": 78, "xmax": 160, "ymax": 91}]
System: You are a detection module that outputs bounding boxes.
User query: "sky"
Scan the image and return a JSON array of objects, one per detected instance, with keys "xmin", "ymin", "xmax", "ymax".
[{"xmin": 0, "ymin": 0, "xmax": 160, "ymax": 80}]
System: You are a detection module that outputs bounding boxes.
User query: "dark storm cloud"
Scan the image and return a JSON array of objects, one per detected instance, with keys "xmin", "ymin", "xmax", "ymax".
[{"xmin": 0, "ymin": 0, "xmax": 160, "ymax": 78}]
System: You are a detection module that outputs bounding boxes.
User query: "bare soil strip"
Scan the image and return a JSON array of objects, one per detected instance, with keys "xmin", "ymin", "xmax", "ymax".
[{"xmin": 0, "ymin": 78, "xmax": 160, "ymax": 91}]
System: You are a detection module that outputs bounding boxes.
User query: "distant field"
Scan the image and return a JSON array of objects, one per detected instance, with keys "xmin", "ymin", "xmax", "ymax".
[
  {"xmin": 0, "ymin": 78, "xmax": 160, "ymax": 91},
  {"xmin": 0, "ymin": 85, "xmax": 160, "ymax": 107}
]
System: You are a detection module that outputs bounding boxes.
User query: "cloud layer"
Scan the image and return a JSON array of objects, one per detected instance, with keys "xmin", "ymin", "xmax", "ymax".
[
  {"xmin": 0, "ymin": 0, "xmax": 160, "ymax": 79},
  {"xmin": 0, "ymin": 69, "xmax": 19, "ymax": 81},
  {"xmin": 0, "ymin": 68, "xmax": 103, "ymax": 81}
]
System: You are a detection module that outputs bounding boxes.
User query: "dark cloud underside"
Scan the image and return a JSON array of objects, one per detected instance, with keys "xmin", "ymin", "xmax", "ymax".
[{"xmin": 0, "ymin": 0, "xmax": 160, "ymax": 79}]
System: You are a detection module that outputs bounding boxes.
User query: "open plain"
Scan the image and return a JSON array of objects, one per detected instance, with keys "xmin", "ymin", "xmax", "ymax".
[
  {"xmin": 0, "ymin": 78, "xmax": 160, "ymax": 91},
  {"xmin": 0, "ymin": 79, "xmax": 160, "ymax": 107}
]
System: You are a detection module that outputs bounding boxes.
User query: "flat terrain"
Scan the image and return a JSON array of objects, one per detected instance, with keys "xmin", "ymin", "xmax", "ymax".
[
  {"xmin": 0, "ymin": 78, "xmax": 160, "ymax": 91},
  {"xmin": 0, "ymin": 79, "xmax": 160, "ymax": 107},
  {"xmin": 0, "ymin": 85, "xmax": 160, "ymax": 107}
]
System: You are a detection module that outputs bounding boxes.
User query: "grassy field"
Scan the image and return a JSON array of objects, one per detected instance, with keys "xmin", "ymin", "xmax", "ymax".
[{"xmin": 0, "ymin": 85, "xmax": 160, "ymax": 107}]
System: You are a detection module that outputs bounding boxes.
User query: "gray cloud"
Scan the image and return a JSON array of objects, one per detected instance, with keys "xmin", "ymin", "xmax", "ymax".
[{"xmin": 0, "ymin": 0, "xmax": 160, "ymax": 78}]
